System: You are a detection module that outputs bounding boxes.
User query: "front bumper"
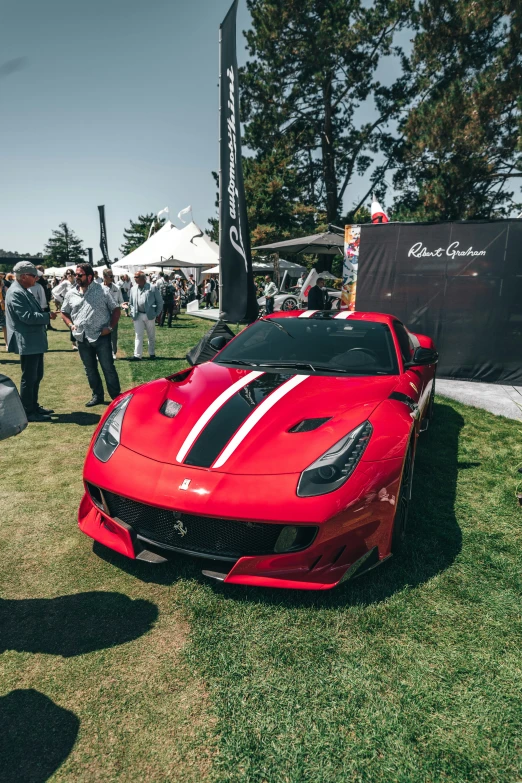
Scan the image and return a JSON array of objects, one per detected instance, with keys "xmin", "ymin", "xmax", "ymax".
[{"xmin": 80, "ymin": 443, "xmax": 403, "ymax": 590}]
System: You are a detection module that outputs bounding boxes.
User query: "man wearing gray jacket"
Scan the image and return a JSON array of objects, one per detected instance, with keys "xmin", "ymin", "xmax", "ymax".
[
  {"xmin": 128, "ymin": 271, "xmax": 163, "ymax": 360},
  {"xmin": 5, "ymin": 261, "xmax": 57, "ymax": 422}
]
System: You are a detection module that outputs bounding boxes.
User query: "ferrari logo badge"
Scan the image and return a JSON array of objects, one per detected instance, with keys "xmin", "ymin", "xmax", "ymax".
[
  {"xmin": 173, "ymin": 520, "xmax": 188, "ymax": 537},
  {"xmin": 179, "ymin": 479, "xmax": 191, "ymax": 490}
]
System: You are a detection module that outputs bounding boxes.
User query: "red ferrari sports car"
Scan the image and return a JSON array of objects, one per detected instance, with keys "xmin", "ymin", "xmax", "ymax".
[{"xmin": 79, "ymin": 310, "xmax": 438, "ymax": 590}]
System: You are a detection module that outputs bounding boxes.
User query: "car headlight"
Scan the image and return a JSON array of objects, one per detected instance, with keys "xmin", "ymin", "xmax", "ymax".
[
  {"xmin": 93, "ymin": 394, "xmax": 132, "ymax": 463},
  {"xmin": 297, "ymin": 421, "xmax": 372, "ymax": 497}
]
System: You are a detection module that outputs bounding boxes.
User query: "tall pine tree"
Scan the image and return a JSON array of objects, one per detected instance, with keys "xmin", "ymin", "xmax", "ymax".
[
  {"xmin": 241, "ymin": 0, "xmax": 414, "ymax": 226},
  {"xmin": 392, "ymin": 0, "xmax": 522, "ymax": 220},
  {"xmin": 44, "ymin": 223, "xmax": 86, "ymax": 266},
  {"xmin": 119, "ymin": 213, "xmax": 166, "ymax": 256}
]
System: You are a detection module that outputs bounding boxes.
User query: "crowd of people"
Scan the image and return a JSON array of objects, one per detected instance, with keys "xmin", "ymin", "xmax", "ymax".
[{"xmin": 0, "ymin": 261, "xmax": 209, "ymax": 422}]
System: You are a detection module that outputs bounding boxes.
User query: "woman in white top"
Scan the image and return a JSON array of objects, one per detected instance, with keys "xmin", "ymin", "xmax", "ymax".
[{"xmin": 51, "ymin": 269, "xmax": 75, "ymax": 311}]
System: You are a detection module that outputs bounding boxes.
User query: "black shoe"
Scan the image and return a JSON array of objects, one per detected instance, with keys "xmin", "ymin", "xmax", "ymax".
[
  {"xmin": 129, "ymin": 356, "xmax": 142, "ymax": 361},
  {"xmin": 37, "ymin": 405, "xmax": 55, "ymax": 415},
  {"xmin": 27, "ymin": 412, "xmax": 51, "ymax": 422},
  {"xmin": 85, "ymin": 396, "xmax": 104, "ymax": 407},
  {"xmin": 149, "ymin": 355, "xmax": 156, "ymax": 360}
]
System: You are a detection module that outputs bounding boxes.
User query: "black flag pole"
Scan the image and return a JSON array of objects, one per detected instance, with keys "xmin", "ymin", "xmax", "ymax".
[
  {"xmin": 219, "ymin": 0, "xmax": 258, "ymax": 323},
  {"xmin": 97, "ymin": 205, "xmax": 111, "ymax": 269},
  {"xmin": 218, "ymin": 20, "xmax": 223, "ymax": 314}
]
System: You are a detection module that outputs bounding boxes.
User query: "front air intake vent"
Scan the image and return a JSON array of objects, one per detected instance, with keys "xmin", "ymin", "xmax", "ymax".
[
  {"xmin": 167, "ymin": 369, "xmax": 192, "ymax": 383},
  {"xmin": 288, "ymin": 417, "xmax": 331, "ymax": 433}
]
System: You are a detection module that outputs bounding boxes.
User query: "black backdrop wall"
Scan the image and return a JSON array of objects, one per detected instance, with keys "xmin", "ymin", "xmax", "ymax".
[{"xmin": 356, "ymin": 219, "xmax": 522, "ymax": 385}]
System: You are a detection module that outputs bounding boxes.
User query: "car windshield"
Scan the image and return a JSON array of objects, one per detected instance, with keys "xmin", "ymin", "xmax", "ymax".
[{"xmin": 215, "ymin": 317, "xmax": 399, "ymax": 375}]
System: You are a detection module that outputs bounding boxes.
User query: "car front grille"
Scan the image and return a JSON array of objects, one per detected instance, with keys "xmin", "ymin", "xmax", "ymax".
[{"xmin": 89, "ymin": 485, "xmax": 289, "ymax": 560}]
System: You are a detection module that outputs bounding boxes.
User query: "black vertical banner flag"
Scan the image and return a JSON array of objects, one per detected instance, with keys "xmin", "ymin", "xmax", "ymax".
[
  {"xmin": 98, "ymin": 205, "xmax": 111, "ymax": 268},
  {"xmin": 219, "ymin": 0, "xmax": 258, "ymax": 322}
]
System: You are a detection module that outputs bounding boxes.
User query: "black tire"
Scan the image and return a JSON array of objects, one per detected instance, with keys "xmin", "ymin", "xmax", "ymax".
[
  {"xmin": 281, "ymin": 297, "xmax": 298, "ymax": 311},
  {"xmin": 391, "ymin": 443, "xmax": 413, "ymax": 553}
]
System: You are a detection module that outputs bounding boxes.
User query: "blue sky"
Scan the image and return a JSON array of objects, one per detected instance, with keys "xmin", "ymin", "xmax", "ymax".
[{"xmin": 1, "ymin": 0, "xmax": 398, "ymax": 257}]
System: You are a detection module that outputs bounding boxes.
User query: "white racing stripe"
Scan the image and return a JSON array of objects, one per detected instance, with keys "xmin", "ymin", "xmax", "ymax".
[
  {"xmin": 212, "ymin": 374, "xmax": 309, "ymax": 469},
  {"xmin": 298, "ymin": 310, "xmax": 318, "ymax": 318},
  {"xmin": 334, "ymin": 310, "xmax": 357, "ymax": 319},
  {"xmin": 176, "ymin": 370, "xmax": 263, "ymax": 463}
]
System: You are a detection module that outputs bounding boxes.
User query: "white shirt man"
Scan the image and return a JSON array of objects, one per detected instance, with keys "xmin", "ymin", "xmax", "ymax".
[{"xmin": 263, "ymin": 276, "xmax": 278, "ymax": 314}]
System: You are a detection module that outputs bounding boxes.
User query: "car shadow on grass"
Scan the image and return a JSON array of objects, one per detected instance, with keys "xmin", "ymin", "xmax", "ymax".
[
  {"xmin": 0, "ymin": 689, "xmax": 79, "ymax": 783},
  {"xmin": 0, "ymin": 591, "xmax": 158, "ymax": 656},
  {"xmin": 93, "ymin": 402, "xmax": 464, "ymax": 608}
]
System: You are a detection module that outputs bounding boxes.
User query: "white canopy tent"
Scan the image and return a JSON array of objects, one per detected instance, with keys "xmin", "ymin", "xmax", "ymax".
[
  {"xmin": 154, "ymin": 221, "xmax": 219, "ymax": 269},
  {"xmin": 112, "ymin": 221, "xmax": 179, "ymax": 271},
  {"xmin": 44, "ymin": 266, "xmax": 73, "ymax": 276}
]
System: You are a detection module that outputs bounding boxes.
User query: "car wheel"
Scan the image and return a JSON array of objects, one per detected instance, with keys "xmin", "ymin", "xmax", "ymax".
[
  {"xmin": 281, "ymin": 298, "xmax": 298, "ymax": 311},
  {"xmin": 391, "ymin": 442, "xmax": 414, "ymax": 553}
]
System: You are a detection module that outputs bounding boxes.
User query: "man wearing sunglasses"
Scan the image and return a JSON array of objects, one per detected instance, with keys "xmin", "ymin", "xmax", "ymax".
[
  {"xmin": 61, "ymin": 263, "xmax": 121, "ymax": 407},
  {"xmin": 4, "ymin": 261, "xmax": 57, "ymax": 422}
]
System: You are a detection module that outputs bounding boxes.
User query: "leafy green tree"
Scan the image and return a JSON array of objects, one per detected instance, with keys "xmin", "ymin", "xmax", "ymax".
[
  {"xmin": 43, "ymin": 223, "xmax": 86, "ymax": 267},
  {"xmin": 392, "ymin": 0, "xmax": 522, "ymax": 220},
  {"xmin": 241, "ymin": 0, "xmax": 414, "ymax": 225},
  {"xmin": 119, "ymin": 213, "xmax": 166, "ymax": 256},
  {"xmin": 244, "ymin": 145, "xmax": 320, "ymax": 248}
]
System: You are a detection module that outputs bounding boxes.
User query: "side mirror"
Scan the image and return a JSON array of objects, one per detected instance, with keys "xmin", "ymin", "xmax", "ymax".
[
  {"xmin": 404, "ymin": 347, "xmax": 439, "ymax": 369},
  {"xmin": 210, "ymin": 336, "xmax": 227, "ymax": 351}
]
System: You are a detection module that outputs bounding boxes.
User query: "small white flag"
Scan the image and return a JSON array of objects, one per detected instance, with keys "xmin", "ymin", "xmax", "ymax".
[
  {"xmin": 157, "ymin": 207, "xmax": 169, "ymax": 221},
  {"xmin": 178, "ymin": 205, "xmax": 192, "ymax": 223}
]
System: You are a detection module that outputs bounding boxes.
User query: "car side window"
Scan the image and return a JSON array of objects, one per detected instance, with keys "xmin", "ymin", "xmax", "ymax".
[{"xmin": 393, "ymin": 321, "xmax": 413, "ymax": 365}]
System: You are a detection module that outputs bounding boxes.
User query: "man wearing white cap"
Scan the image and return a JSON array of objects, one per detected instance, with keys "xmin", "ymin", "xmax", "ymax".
[{"xmin": 5, "ymin": 261, "xmax": 57, "ymax": 422}]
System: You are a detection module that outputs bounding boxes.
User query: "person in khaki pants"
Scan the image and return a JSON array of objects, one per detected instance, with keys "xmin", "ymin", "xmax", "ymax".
[{"xmin": 128, "ymin": 271, "xmax": 163, "ymax": 360}]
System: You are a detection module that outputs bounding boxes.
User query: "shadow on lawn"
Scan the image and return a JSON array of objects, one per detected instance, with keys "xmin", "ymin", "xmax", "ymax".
[
  {"xmin": 0, "ymin": 689, "xmax": 79, "ymax": 783},
  {"xmin": 0, "ymin": 593, "xmax": 157, "ymax": 779},
  {"xmin": 0, "ymin": 591, "xmax": 158, "ymax": 656},
  {"xmin": 50, "ymin": 412, "xmax": 102, "ymax": 426},
  {"xmin": 94, "ymin": 402, "xmax": 464, "ymax": 608},
  {"xmin": 120, "ymin": 356, "xmax": 188, "ymax": 363}
]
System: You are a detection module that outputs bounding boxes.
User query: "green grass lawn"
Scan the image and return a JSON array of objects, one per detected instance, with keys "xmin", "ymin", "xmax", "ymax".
[{"xmin": 1, "ymin": 314, "xmax": 521, "ymax": 782}]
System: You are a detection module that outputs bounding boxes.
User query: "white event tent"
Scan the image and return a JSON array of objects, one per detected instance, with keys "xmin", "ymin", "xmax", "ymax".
[
  {"xmin": 154, "ymin": 221, "xmax": 218, "ymax": 269},
  {"xmin": 112, "ymin": 221, "xmax": 179, "ymax": 272},
  {"xmin": 112, "ymin": 220, "xmax": 218, "ymax": 274}
]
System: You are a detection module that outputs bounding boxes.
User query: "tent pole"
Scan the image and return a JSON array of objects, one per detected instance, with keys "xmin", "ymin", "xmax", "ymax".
[{"xmin": 218, "ymin": 23, "xmax": 223, "ymax": 317}]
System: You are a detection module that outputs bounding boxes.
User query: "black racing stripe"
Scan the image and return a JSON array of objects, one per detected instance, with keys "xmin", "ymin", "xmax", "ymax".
[{"xmin": 184, "ymin": 373, "xmax": 292, "ymax": 467}]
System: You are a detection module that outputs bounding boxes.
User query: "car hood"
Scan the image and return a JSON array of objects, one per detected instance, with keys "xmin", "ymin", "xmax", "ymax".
[{"xmin": 119, "ymin": 362, "xmax": 398, "ymax": 475}]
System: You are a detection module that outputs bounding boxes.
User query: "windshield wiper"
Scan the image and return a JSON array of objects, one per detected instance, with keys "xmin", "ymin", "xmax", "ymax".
[
  {"xmin": 257, "ymin": 361, "xmax": 317, "ymax": 372},
  {"xmin": 216, "ymin": 359, "xmax": 259, "ymax": 367},
  {"xmin": 258, "ymin": 361, "xmax": 356, "ymax": 374},
  {"xmin": 259, "ymin": 318, "xmax": 294, "ymax": 338}
]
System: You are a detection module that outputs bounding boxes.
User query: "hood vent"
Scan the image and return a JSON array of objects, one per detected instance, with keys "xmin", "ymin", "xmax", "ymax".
[
  {"xmin": 167, "ymin": 368, "xmax": 192, "ymax": 384},
  {"xmin": 288, "ymin": 417, "xmax": 331, "ymax": 433}
]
